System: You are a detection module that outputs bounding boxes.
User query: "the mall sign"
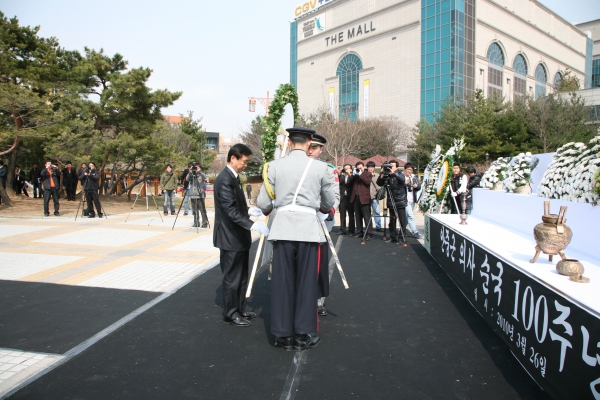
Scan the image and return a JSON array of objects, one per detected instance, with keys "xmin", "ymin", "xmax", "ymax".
[{"xmin": 325, "ymin": 21, "xmax": 376, "ymax": 46}]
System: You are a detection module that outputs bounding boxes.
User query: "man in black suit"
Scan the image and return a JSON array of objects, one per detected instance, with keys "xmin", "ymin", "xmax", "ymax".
[
  {"xmin": 62, "ymin": 161, "xmax": 78, "ymax": 201},
  {"xmin": 213, "ymin": 143, "xmax": 269, "ymax": 327},
  {"xmin": 29, "ymin": 163, "xmax": 41, "ymax": 198},
  {"xmin": 337, "ymin": 163, "xmax": 354, "ymax": 235}
]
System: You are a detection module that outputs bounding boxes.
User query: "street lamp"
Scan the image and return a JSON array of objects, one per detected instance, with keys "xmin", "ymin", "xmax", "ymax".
[
  {"xmin": 485, "ymin": 152, "xmax": 489, "ymax": 166},
  {"xmin": 248, "ymin": 91, "xmax": 273, "ymax": 117}
]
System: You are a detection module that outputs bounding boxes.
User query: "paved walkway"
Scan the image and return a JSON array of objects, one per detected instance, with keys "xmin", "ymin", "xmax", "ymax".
[{"xmin": 0, "ymin": 210, "xmax": 263, "ymax": 397}]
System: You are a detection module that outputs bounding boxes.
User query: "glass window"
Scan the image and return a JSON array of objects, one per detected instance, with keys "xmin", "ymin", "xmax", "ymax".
[
  {"xmin": 486, "ymin": 43, "xmax": 504, "ymax": 67},
  {"xmin": 535, "ymin": 64, "xmax": 547, "ymax": 99},
  {"xmin": 336, "ymin": 54, "xmax": 363, "ymax": 121},
  {"xmin": 513, "ymin": 54, "xmax": 527, "ymax": 77},
  {"xmin": 553, "ymin": 71, "xmax": 562, "ymax": 88}
]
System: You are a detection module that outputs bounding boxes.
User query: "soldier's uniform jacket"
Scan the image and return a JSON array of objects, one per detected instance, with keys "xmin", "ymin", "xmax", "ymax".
[{"xmin": 257, "ymin": 150, "xmax": 336, "ymax": 243}]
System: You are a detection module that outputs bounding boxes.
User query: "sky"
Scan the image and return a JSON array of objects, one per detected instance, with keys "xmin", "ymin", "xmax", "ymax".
[{"xmin": 1, "ymin": 0, "xmax": 598, "ymax": 139}]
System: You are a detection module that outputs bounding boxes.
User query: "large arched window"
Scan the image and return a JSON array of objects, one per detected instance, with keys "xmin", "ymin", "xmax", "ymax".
[
  {"xmin": 535, "ymin": 64, "xmax": 547, "ymax": 98},
  {"xmin": 553, "ymin": 71, "xmax": 563, "ymax": 90},
  {"xmin": 513, "ymin": 54, "xmax": 527, "ymax": 102},
  {"xmin": 487, "ymin": 43, "xmax": 504, "ymax": 98},
  {"xmin": 336, "ymin": 54, "xmax": 362, "ymax": 121}
]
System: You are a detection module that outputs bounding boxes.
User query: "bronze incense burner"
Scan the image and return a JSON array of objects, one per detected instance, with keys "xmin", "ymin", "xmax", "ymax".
[{"xmin": 530, "ymin": 201, "xmax": 572, "ymax": 263}]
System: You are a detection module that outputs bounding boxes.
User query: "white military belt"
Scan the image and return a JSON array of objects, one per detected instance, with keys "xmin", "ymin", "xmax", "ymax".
[{"xmin": 277, "ymin": 204, "xmax": 316, "ymax": 215}]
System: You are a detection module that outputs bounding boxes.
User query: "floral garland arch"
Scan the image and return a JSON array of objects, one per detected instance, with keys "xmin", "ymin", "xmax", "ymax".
[{"xmin": 261, "ymin": 83, "xmax": 300, "ymax": 165}]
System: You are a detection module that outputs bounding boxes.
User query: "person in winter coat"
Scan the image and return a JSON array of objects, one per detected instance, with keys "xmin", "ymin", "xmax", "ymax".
[
  {"xmin": 159, "ymin": 164, "xmax": 178, "ymax": 215},
  {"xmin": 465, "ymin": 166, "xmax": 483, "ymax": 214},
  {"xmin": 187, "ymin": 164, "xmax": 208, "ymax": 228},
  {"xmin": 376, "ymin": 160, "xmax": 407, "ymax": 244}
]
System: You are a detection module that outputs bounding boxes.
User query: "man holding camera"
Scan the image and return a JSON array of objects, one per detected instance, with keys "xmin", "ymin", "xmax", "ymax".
[
  {"xmin": 159, "ymin": 164, "xmax": 177, "ymax": 216},
  {"xmin": 181, "ymin": 162, "xmax": 193, "ymax": 216},
  {"xmin": 337, "ymin": 163, "xmax": 354, "ymax": 236},
  {"xmin": 40, "ymin": 159, "xmax": 61, "ymax": 216},
  {"xmin": 187, "ymin": 163, "xmax": 208, "ymax": 228},
  {"xmin": 377, "ymin": 160, "xmax": 407, "ymax": 244},
  {"xmin": 79, "ymin": 162, "xmax": 103, "ymax": 218},
  {"xmin": 366, "ymin": 161, "xmax": 382, "ymax": 231},
  {"xmin": 403, "ymin": 163, "xmax": 421, "ymax": 239},
  {"xmin": 348, "ymin": 161, "xmax": 373, "ymax": 240}
]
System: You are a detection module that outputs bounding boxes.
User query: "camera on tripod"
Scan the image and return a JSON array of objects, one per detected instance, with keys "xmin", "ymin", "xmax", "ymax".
[{"xmin": 381, "ymin": 162, "xmax": 393, "ymax": 176}]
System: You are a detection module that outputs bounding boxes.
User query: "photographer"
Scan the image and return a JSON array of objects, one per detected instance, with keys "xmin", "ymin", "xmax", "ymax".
[
  {"xmin": 160, "ymin": 164, "xmax": 177, "ymax": 216},
  {"xmin": 337, "ymin": 163, "xmax": 355, "ymax": 236},
  {"xmin": 377, "ymin": 160, "xmax": 407, "ymax": 244},
  {"xmin": 79, "ymin": 162, "xmax": 103, "ymax": 218},
  {"xmin": 40, "ymin": 159, "xmax": 61, "ymax": 216},
  {"xmin": 366, "ymin": 161, "xmax": 382, "ymax": 231},
  {"xmin": 403, "ymin": 163, "xmax": 421, "ymax": 239},
  {"xmin": 348, "ymin": 161, "xmax": 373, "ymax": 240},
  {"xmin": 180, "ymin": 162, "xmax": 193, "ymax": 216},
  {"xmin": 62, "ymin": 161, "xmax": 78, "ymax": 201},
  {"xmin": 187, "ymin": 163, "xmax": 208, "ymax": 228}
]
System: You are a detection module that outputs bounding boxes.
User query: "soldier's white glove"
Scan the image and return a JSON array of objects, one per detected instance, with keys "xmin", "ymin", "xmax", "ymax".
[
  {"xmin": 248, "ymin": 207, "xmax": 263, "ymax": 217},
  {"xmin": 317, "ymin": 212, "xmax": 328, "ymax": 221},
  {"xmin": 251, "ymin": 222, "xmax": 269, "ymax": 236}
]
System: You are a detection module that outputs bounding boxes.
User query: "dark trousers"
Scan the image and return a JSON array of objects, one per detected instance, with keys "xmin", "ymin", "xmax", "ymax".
[
  {"xmin": 339, "ymin": 196, "xmax": 354, "ymax": 233},
  {"xmin": 318, "ymin": 242, "xmax": 330, "ymax": 298},
  {"xmin": 32, "ymin": 183, "xmax": 41, "ymax": 198},
  {"xmin": 271, "ymin": 240, "xmax": 319, "ymax": 337},
  {"xmin": 85, "ymin": 190, "xmax": 102, "ymax": 216},
  {"xmin": 220, "ymin": 249, "xmax": 249, "ymax": 319},
  {"xmin": 65, "ymin": 182, "xmax": 76, "ymax": 200},
  {"xmin": 389, "ymin": 204, "xmax": 407, "ymax": 241},
  {"xmin": 191, "ymin": 198, "xmax": 208, "ymax": 227},
  {"xmin": 354, "ymin": 198, "xmax": 373, "ymax": 237},
  {"xmin": 43, "ymin": 188, "xmax": 59, "ymax": 214}
]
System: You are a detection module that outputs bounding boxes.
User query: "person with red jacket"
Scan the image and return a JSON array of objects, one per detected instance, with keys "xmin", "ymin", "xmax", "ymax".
[{"xmin": 348, "ymin": 161, "xmax": 373, "ymax": 240}]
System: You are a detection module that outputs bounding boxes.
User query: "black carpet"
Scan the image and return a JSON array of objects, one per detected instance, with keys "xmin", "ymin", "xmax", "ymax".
[
  {"xmin": 0, "ymin": 281, "xmax": 158, "ymax": 353},
  {"xmin": 9, "ymin": 234, "xmax": 550, "ymax": 399}
]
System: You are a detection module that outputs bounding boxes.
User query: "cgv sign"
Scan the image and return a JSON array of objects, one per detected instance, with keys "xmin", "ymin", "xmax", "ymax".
[{"xmin": 294, "ymin": 0, "xmax": 334, "ymax": 17}]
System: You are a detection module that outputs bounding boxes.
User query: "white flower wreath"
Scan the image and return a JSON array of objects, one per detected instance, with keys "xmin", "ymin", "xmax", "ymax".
[
  {"xmin": 503, "ymin": 152, "xmax": 538, "ymax": 192},
  {"xmin": 537, "ymin": 131, "xmax": 600, "ymax": 203},
  {"xmin": 480, "ymin": 157, "xmax": 509, "ymax": 190}
]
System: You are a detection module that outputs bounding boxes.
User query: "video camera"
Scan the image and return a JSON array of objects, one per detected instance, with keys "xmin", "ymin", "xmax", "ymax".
[{"xmin": 381, "ymin": 162, "xmax": 393, "ymax": 176}]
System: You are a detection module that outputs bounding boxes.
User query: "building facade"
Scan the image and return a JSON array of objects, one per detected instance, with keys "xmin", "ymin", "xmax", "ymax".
[
  {"xmin": 575, "ymin": 19, "xmax": 600, "ymax": 88},
  {"xmin": 290, "ymin": 0, "xmax": 593, "ymax": 125}
]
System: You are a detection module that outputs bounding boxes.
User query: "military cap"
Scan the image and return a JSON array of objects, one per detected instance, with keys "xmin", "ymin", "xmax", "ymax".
[
  {"xmin": 310, "ymin": 133, "xmax": 327, "ymax": 146},
  {"xmin": 285, "ymin": 126, "xmax": 315, "ymax": 140}
]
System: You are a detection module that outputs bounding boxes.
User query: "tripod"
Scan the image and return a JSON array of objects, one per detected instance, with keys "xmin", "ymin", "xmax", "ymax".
[
  {"xmin": 125, "ymin": 177, "xmax": 164, "ymax": 225},
  {"xmin": 361, "ymin": 182, "xmax": 406, "ymax": 246},
  {"xmin": 74, "ymin": 174, "xmax": 108, "ymax": 221}
]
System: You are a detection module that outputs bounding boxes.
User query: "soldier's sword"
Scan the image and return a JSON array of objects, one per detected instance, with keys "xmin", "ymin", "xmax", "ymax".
[
  {"xmin": 320, "ymin": 220, "xmax": 349, "ymax": 289},
  {"xmin": 245, "ymin": 215, "xmax": 268, "ymax": 298}
]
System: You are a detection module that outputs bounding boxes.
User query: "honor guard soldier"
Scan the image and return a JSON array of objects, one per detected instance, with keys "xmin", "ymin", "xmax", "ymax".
[
  {"xmin": 307, "ymin": 133, "xmax": 340, "ymax": 317},
  {"xmin": 257, "ymin": 126, "xmax": 336, "ymax": 351}
]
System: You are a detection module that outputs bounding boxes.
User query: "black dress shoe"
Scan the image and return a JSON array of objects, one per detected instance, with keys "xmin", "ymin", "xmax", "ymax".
[
  {"xmin": 294, "ymin": 334, "xmax": 320, "ymax": 351},
  {"xmin": 241, "ymin": 311, "xmax": 256, "ymax": 319},
  {"xmin": 88, "ymin": 214, "xmax": 95, "ymax": 218},
  {"xmin": 224, "ymin": 316, "xmax": 251, "ymax": 327},
  {"xmin": 318, "ymin": 305, "xmax": 327, "ymax": 316},
  {"xmin": 336, "ymin": 231, "xmax": 346, "ymax": 236},
  {"xmin": 54, "ymin": 212, "xmax": 60, "ymax": 216},
  {"xmin": 365, "ymin": 235, "xmax": 372, "ymax": 241},
  {"xmin": 98, "ymin": 214, "xmax": 103, "ymax": 218},
  {"xmin": 44, "ymin": 213, "xmax": 50, "ymax": 217},
  {"xmin": 275, "ymin": 336, "xmax": 294, "ymax": 351}
]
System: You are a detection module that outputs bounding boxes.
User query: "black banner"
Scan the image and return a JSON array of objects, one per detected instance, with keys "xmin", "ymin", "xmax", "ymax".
[{"xmin": 426, "ymin": 216, "xmax": 600, "ymax": 399}]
